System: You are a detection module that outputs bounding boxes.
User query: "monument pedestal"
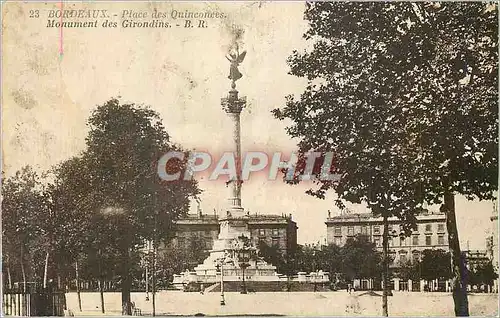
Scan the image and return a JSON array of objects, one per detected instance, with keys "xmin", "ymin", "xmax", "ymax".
[{"xmin": 172, "ymin": 208, "xmax": 280, "ymax": 289}]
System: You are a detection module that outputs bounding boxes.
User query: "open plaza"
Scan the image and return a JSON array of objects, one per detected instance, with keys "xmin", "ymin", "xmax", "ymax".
[{"xmin": 64, "ymin": 291, "xmax": 498, "ymax": 317}]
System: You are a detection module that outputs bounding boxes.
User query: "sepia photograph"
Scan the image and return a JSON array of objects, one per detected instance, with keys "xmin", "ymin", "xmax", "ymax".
[{"xmin": 1, "ymin": 1, "xmax": 498, "ymax": 317}]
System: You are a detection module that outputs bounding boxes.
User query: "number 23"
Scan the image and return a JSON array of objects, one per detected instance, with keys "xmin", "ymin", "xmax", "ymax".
[{"xmin": 29, "ymin": 10, "xmax": 39, "ymax": 18}]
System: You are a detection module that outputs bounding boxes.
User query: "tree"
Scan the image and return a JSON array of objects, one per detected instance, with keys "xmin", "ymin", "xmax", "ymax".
[
  {"xmin": 51, "ymin": 98, "xmax": 200, "ymax": 315},
  {"xmin": 273, "ymin": 2, "xmax": 497, "ymax": 316},
  {"xmin": 400, "ymin": 4, "xmax": 498, "ymax": 315},
  {"xmin": 156, "ymin": 235, "xmax": 209, "ymax": 288},
  {"xmin": 468, "ymin": 261, "xmax": 498, "ymax": 289},
  {"xmin": 316, "ymin": 244, "xmax": 343, "ymax": 282},
  {"xmin": 2, "ymin": 166, "xmax": 51, "ymax": 291},
  {"xmin": 273, "ymin": 2, "xmax": 429, "ymax": 314},
  {"xmin": 259, "ymin": 237, "xmax": 380, "ymax": 290},
  {"xmin": 420, "ymin": 249, "xmax": 452, "ymax": 283},
  {"xmin": 292, "ymin": 237, "xmax": 380, "ymax": 287},
  {"xmin": 396, "ymin": 259, "xmax": 420, "ymax": 283},
  {"xmin": 46, "ymin": 157, "xmax": 98, "ymax": 292},
  {"xmin": 340, "ymin": 235, "xmax": 382, "ymax": 282},
  {"xmin": 258, "ymin": 241, "xmax": 287, "ymax": 271}
]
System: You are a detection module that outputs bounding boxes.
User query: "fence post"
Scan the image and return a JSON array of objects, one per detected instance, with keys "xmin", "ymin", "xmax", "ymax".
[
  {"xmin": 27, "ymin": 292, "xmax": 31, "ymax": 316},
  {"xmin": 17, "ymin": 293, "xmax": 21, "ymax": 316},
  {"xmin": 10, "ymin": 293, "xmax": 14, "ymax": 315}
]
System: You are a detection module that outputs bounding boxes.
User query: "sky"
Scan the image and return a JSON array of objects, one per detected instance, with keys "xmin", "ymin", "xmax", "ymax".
[{"xmin": 2, "ymin": 1, "xmax": 497, "ymax": 248}]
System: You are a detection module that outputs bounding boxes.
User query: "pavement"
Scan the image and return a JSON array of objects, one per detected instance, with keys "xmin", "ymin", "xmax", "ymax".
[{"xmin": 65, "ymin": 291, "xmax": 499, "ymax": 317}]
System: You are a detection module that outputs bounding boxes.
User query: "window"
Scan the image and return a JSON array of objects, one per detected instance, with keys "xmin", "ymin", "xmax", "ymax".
[
  {"xmin": 400, "ymin": 237, "xmax": 406, "ymax": 247},
  {"xmin": 425, "ymin": 235, "xmax": 432, "ymax": 246},
  {"xmin": 374, "ymin": 237, "xmax": 381, "ymax": 247},
  {"xmin": 272, "ymin": 238, "xmax": 279, "ymax": 247},
  {"xmin": 347, "ymin": 226, "xmax": 354, "ymax": 236},
  {"xmin": 334, "ymin": 226, "xmax": 342, "ymax": 236},
  {"xmin": 425, "ymin": 224, "xmax": 432, "ymax": 232},
  {"xmin": 438, "ymin": 235, "xmax": 445, "ymax": 245},
  {"xmin": 259, "ymin": 229, "xmax": 266, "ymax": 236},
  {"xmin": 438, "ymin": 223, "xmax": 445, "ymax": 232},
  {"xmin": 388, "ymin": 225, "xmax": 393, "ymax": 233},
  {"xmin": 388, "ymin": 237, "xmax": 393, "ymax": 246},
  {"xmin": 361, "ymin": 225, "xmax": 368, "ymax": 235},
  {"xmin": 334, "ymin": 237, "xmax": 342, "ymax": 246},
  {"xmin": 412, "ymin": 252, "xmax": 420, "ymax": 263},
  {"xmin": 373, "ymin": 226, "xmax": 380, "ymax": 235},
  {"xmin": 412, "ymin": 236, "xmax": 419, "ymax": 246},
  {"xmin": 272, "ymin": 228, "xmax": 279, "ymax": 236},
  {"xmin": 389, "ymin": 252, "xmax": 397, "ymax": 264},
  {"xmin": 400, "ymin": 253, "xmax": 407, "ymax": 263}
]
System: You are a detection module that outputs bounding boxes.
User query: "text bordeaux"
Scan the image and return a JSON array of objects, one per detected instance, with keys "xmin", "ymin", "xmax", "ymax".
[{"xmin": 48, "ymin": 9, "xmax": 109, "ymax": 19}]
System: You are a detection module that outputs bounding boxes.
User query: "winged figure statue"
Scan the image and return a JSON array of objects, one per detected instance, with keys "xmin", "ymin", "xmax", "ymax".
[{"xmin": 226, "ymin": 49, "xmax": 247, "ymax": 82}]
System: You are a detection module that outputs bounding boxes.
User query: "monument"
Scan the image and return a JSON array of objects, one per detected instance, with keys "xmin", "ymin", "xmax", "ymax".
[
  {"xmin": 172, "ymin": 48, "xmax": 329, "ymax": 293},
  {"xmin": 172, "ymin": 48, "xmax": 281, "ymax": 291}
]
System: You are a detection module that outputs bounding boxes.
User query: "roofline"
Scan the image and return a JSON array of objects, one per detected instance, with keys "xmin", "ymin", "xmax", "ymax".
[{"xmin": 325, "ymin": 213, "xmax": 446, "ymax": 225}]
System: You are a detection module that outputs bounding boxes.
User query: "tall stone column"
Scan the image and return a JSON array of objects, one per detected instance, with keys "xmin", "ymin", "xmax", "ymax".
[{"xmin": 221, "ymin": 88, "xmax": 246, "ymax": 215}]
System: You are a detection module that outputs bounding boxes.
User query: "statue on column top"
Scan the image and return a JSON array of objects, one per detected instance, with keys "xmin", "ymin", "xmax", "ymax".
[{"xmin": 226, "ymin": 47, "xmax": 247, "ymax": 84}]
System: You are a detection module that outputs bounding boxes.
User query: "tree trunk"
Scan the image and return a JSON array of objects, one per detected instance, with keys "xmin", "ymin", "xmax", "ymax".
[
  {"xmin": 382, "ymin": 216, "xmax": 389, "ymax": 316},
  {"xmin": 20, "ymin": 247, "xmax": 27, "ymax": 294},
  {"xmin": 99, "ymin": 278, "xmax": 105, "ymax": 314},
  {"xmin": 75, "ymin": 260, "xmax": 82, "ymax": 311},
  {"xmin": 43, "ymin": 251, "xmax": 50, "ymax": 289},
  {"xmin": 20, "ymin": 246, "xmax": 27, "ymax": 317},
  {"xmin": 7, "ymin": 264, "xmax": 12, "ymax": 289},
  {"xmin": 443, "ymin": 191, "xmax": 469, "ymax": 316},
  {"xmin": 121, "ymin": 247, "xmax": 132, "ymax": 316},
  {"xmin": 97, "ymin": 249, "xmax": 106, "ymax": 314},
  {"xmin": 152, "ymin": 243, "xmax": 156, "ymax": 317}
]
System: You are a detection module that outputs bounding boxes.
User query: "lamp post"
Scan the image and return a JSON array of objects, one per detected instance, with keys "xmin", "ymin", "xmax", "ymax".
[
  {"xmin": 238, "ymin": 249, "xmax": 250, "ymax": 294},
  {"xmin": 236, "ymin": 240, "xmax": 253, "ymax": 295},
  {"xmin": 215, "ymin": 261, "xmax": 225, "ymax": 305}
]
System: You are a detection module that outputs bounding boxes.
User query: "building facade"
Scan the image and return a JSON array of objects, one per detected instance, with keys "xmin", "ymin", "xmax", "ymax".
[
  {"xmin": 325, "ymin": 211, "xmax": 450, "ymax": 291},
  {"xmin": 325, "ymin": 212, "xmax": 449, "ymax": 266},
  {"xmin": 171, "ymin": 210, "xmax": 298, "ymax": 255},
  {"xmin": 462, "ymin": 250, "xmax": 490, "ymax": 271}
]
